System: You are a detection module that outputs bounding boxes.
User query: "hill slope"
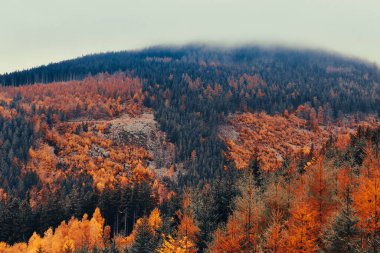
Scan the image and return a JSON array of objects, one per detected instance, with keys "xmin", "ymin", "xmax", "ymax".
[{"xmin": 0, "ymin": 45, "xmax": 380, "ymax": 252}]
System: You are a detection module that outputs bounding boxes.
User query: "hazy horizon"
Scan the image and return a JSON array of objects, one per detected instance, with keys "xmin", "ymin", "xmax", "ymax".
[{"xmin": 1, "ymin": 0, "xmax": 379, "ymax": 74}]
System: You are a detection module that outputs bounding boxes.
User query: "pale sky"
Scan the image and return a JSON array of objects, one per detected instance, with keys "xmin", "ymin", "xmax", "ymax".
[{"xmin": 0, "ymin": 0, "xmax": 379, "ymax": 74}]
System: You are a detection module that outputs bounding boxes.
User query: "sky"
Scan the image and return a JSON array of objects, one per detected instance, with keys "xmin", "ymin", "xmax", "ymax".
[{"xmin": 0, "ymin": 0, "xmax": 379, "ymax": 74}]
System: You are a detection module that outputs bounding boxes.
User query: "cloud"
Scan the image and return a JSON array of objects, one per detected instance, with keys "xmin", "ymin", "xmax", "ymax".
[{"xmin": 0, "ymin": 0, "xmax": 379, "ymax": 73}]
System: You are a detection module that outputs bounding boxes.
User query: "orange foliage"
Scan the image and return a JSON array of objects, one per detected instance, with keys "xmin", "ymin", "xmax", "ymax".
[
  {"xmin": 0, "ymin": 208, "xmax": 106, "ymax": 253},
  {"xmin": 287, "ymin": 202, "xmax": 319, "ymax": 252},
  {"xmin": 0, "ymin": 105, "xmax": 17, "ymax": 119},
  {"xmin": 335, "ymin": 131, "xmax": 352, "ymax": 150},
  {"xmin": 263, "ymin": 210, "xmax": 288, "ymax": 253},
  {"xmin": 155, "ymin": 192, "xmax": 199, "ymax": 253},
  {"xmin": 27, "ymin": 144, "xmax": 63, "ymax": 185},
  {"xmin": 22, "ymin": 122, "xmax": 152, "ymax": 192},
  {"xmin": 174, "ymin": 192, "xmax": 199, "ymax": 252},
  {"xmin": 114, "ymin": 208, "xmax": 163, "ymax": 252},
  {"xmin": 305, "ymin": 157, "xmax": 335, "ymax": 227},
  {"xmin": 148, "ymin": 208, "xmax": 163, "ymax": 233},
  {"xmin": 0, "ymin": 73, "xmax": 157, "ymax": 192},
  {"xmin": 222, "ymin": 112, "xmax": 329, "ymax": 171},
  {"xmin": 0, "ymin": 73, "xmax": 174, "ymax": 217},
  {"xmin": 210, "ymin": 173, "xmax": 264, "ymax": 252},
  {"xmin": 0, "ymin": 73, "xmax": 143, "ymax": 120},
  {"xmin": 353, "ymin": 147, "xmax": 380, "ymax": 248},
  {"xmin": 222, "ymin": 112, "xmax": 378, "ymax": 171}
]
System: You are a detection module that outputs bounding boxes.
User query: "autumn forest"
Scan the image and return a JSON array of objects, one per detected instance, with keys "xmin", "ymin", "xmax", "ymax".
[{"xmin": 0, "ymin": 46, "xmax": 379, "ymax": 252}]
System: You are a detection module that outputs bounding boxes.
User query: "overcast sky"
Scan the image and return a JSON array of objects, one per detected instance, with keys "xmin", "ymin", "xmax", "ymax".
[{"xmin": 0, "ymin": 0, "xmax": 379, "ymax": 74}]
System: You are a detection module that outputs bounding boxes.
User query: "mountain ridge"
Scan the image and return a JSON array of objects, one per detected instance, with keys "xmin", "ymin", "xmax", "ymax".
[{"xmin": 1, "ymin": 45, "xmax": 379, "ymax": 86}]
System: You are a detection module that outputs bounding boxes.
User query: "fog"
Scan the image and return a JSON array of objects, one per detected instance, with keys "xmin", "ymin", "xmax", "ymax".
[{"xmin": 1, "ymin": 0, "xmax": 379, "ymax": 73}]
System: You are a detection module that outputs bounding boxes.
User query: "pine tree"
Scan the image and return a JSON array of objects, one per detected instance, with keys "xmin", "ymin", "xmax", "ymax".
[
  {"xmin": 323, "ymin": 209, "xmax": 360, "ymax": 252},
  {"xmin": 130, "ymin": 218, "xmax": 158, "ymax": 253},
  {"xmin": 323, "ymin": 168, "xmax": 360, "ymax": 252},
  {"xmin": 209, "ymin": 171, "xmax": 264, "ymax": 252}
]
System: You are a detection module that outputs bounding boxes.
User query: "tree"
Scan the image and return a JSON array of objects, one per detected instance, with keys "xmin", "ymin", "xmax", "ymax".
[
  {"xmin": 323, "ymin": 168, "xmax": 360, "ymax": 252},
  {"xmin": 309, "ymin": 108, "xmax": 318, "ymax": 131},
  {"xmin": 306, "ymin": 157, "xmax": 335, "ymax": 232},
  {"xmin": 148, "ymin": 208, "xmax": 163, "ymax": 233},
  {"xmin": 323, "ymin": 210, "xmax": 360, "ymax": 253},
  {"xmin": 130, "ymin": 218, "xmax": 159, "ymax": 253},
  {"xmin": 317, "ymin": 106, "xmax": 324, "ymax": 125},
  {"xmin": 176, "ymin": 214, "xmax": 199, "ymax": 253},
  {"xmin": 174, "ymin": 192, "xmax": 199, "ymax": 253},
  {"xmin": 354, "ymin": 160, "xmax": 380, "ymax": 252},
  {"xmin": 287, "ymin": 202, "xmax": 318, "ymax": 252},
  {"xmin": 209, "ymin": 171, "xmax": 264, "ymax": 252},
  {"xmin": 190, "ymin": 175, "xmax": 238, "ymax": 251},
  {"xmin": 263, "ymin": 210, "xmax": 287, "ymax": 253}
]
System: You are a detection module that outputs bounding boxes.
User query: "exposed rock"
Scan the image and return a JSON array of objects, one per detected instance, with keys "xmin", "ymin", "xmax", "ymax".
[
  {"xmin": 110, "ymin": 112, "xmax": 175, "ymax": 170},
  {"xmin": 90, "ymin": 144, "xmax": 110, "ymax": 158}
]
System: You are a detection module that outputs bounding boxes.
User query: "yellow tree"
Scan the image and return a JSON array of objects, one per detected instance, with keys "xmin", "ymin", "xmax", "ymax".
[
  {"xmin": 26, "ymin": 232, "xmax": 43, "ymax": 253},
  {"xmin": 157, "ymin": 192, "xmax": 199, "ymax": 253},
  {"xmin": 148, "ymin": 208, "xmax": 163, "ymax": 233}
]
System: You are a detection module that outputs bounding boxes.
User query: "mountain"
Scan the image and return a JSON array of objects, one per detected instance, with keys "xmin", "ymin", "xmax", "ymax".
[{"xmin": 0, "ymin": 45, "xmax": 379, "ymax": 252}]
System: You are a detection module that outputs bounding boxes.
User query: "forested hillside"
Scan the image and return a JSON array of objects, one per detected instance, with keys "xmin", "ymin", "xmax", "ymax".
[{"xmin": 0, "ymin": 46, "xmax": 380, "ymax": 252}]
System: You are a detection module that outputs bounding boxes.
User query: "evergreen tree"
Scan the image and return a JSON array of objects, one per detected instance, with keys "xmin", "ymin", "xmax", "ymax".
[
  {"xmin": 130, "ymin": 218, "xmax": 159, "ymax": 253},
  {"xmin": 323, "ymin": 210, "xmax": 360, "ymax": 253}
]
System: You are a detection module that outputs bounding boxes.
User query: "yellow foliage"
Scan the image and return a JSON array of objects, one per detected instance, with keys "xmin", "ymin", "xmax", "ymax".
[
  {"xmin": 62, "ymin": 239, "xmax": 75, "ymax": 253},
  {"xmin": 0, "ymin": 242, "xmax": 27, "ymax": 253},
  {"xmin": 148, "ymin": 208, "xmax": 163, "ymax": 232},
  {"xmin": 0, "ymin": 208, "xmax": 106, "ymax": 253},
  {"xmin": 133, "ymin": 162, "xmax": 153, "ymax": 183},
  {"xmin": 157, "ymin": 235, "xmax": 197, "ymax": 253},
  {"xmin": 114, "ymin": 208, "xmax": 164, "ymax": 252}
]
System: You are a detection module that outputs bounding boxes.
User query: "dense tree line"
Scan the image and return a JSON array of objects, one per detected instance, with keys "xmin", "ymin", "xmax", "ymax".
[
  {"xmin": 0, "ymin": 175, "xmax": 161, "ymax": 245},
  {"xmin": 0, "ymin": 113, "xmax": 35, "ymax": 195}
]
